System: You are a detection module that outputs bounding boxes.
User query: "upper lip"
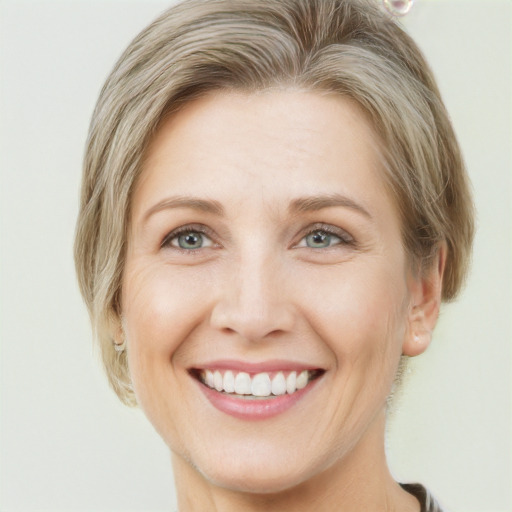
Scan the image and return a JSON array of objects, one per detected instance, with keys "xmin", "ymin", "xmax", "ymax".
[{"xmin": 190, "ymin": 359, "xmax": 324, "ymax": 374}]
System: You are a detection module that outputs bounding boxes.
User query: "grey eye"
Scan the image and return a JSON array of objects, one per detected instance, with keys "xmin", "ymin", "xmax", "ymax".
[
  {"xmin": 305, "ymin": 230, "xmax": 341, "ymax": 248},
  {"xmin": 163, "ymin": 225, "xmax": 215, "ymax": 251},
  {"xmin": 174, "ymin": 232, "xmax": 205, "ymax": 250}
]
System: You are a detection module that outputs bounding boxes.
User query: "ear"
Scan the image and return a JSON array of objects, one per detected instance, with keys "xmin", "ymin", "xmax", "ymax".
[
  {"xmin": 403, "ymin": 243, "xmax": 447, "ymax": 357},
  {"xmin": 109, "ymin": 311, "xmax": 126, "ymax": 350}
]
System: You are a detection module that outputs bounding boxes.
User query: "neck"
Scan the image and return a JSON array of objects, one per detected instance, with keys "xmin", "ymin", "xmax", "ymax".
[{"xmin": 172, "ymin": 410, "xmax": 419, "ymax": 512}]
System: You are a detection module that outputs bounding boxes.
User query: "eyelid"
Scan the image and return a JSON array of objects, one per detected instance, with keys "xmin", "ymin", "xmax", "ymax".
[
  {"xmin": 294, "ymin": 223, "xmax": 355, "ymax": 248},
  {"xmin": 160, "ymin": 222, "xmax": 354, "ymax": 252},
  {"xmin": 160, "ymin": 223, "xmax": 217, "ymax": 249}
]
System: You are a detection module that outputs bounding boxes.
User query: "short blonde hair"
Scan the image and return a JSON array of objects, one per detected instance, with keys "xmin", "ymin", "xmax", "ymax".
[{"xmin": 74, "ymin": 0, "xmax": 474, "ymax": 405}]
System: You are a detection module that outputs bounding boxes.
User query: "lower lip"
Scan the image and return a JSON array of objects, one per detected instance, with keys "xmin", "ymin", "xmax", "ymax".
[{"xmin": 195, "ymin": 377, "xmax": 321, "ymax": 421}]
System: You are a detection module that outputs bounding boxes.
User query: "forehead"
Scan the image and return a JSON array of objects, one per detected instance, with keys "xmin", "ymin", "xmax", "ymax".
[{"xmin": 134, "ymin": 89, "xmax": 396, "ymax": 222}]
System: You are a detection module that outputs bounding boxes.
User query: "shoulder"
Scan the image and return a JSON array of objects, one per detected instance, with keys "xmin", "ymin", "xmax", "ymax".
[{"xmin": 400, "ymin": 483, "xmax": 445, "ymax": 512}]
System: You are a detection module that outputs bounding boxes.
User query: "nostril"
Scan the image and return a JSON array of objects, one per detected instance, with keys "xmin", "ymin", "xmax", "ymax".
[
  {"xmin": 220, "ymin": 326, "xmax": 237, "ymax": 335},
  {"xmin": 210, "ymin": 301, "xmax": 296, "ymax": 342}
]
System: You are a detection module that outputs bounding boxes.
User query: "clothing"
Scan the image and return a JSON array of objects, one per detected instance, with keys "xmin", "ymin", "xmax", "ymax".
[{"xmin": 401, "ymin": 483, "xmax": 444, "ymax": 512}]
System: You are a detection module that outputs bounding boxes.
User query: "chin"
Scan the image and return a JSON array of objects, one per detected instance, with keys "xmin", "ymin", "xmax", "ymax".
[
  {"xmin": 203, "ymin": 464, "xmax": 311, "ymax": 495},
  {"xmin": 186, "ymin": 439, "xmax": 327, "ymax": 495}
]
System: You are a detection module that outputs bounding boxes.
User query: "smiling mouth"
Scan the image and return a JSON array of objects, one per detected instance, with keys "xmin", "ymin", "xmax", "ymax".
[{"xmin": 190, "ymin": 368, "xmax": 325, "ymax": 399}]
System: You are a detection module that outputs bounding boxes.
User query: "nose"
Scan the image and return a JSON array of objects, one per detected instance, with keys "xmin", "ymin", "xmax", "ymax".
[{"xmin": 210, "ymin": 248, "xmax": 296, "ymax": 342}]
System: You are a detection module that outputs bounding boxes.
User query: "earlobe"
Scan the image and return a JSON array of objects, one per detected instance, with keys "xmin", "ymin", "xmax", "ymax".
[
  {"xmin": 403, "ymin": 328, "xmax": 432, "ymax": 357},
  {"xmin": 110, "ymin": 313, "xmax": 127, "ymax": 352},
  {"xmin": 402, "ymin": 243, "xmax": 447, "ymax": 357}
]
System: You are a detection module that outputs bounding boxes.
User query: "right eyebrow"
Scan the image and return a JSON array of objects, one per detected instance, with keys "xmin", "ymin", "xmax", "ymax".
[{"xmin": 142, "ymin": 196, "xmax": 225, "ymax": 223}]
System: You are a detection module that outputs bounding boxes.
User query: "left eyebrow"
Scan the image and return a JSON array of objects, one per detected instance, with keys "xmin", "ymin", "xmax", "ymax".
[{"xmin": 288, "ymin": 193, "xmax": 373, "ymax": 219}]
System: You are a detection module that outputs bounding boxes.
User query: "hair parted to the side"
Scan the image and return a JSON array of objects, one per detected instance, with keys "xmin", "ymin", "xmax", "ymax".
[{"xmin": 74, "ymin": 0, "xmax": 474, "ymax": 406}]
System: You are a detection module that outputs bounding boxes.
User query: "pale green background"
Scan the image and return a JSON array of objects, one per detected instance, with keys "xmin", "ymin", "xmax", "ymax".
[{"xmin": 1, "ymin": 1, "xmax": 510, "ymax": 511}]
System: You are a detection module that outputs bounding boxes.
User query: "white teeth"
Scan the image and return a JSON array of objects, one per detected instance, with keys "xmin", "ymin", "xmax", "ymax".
[
  {"xmin": 200, "ymin": 369, "xmax": 318, "ymax": 396},
  {"xmin": 234, "ymin": 372, "xmax": 252, "ymax": 395},
  {"xmin": 251, "ymin": 373, "xmax": 272, "ymax": 397},
  {"xmin": 271, "ymin": 372, "xmax": 286, "ymax": 395},
  {"xmin": 223, "ymin": 370, "xmax": 235, "ymax": 393},
  {"xmin": 214, "ymin": 370, "xmax": 223, "ymax": 391},
  {"xmin": 286, "ymin": 371, "xmax": 297, "ymax": 394},
  {"xmin": 296, "ymin": 370, "xmax": 308, "ymax": 390}
]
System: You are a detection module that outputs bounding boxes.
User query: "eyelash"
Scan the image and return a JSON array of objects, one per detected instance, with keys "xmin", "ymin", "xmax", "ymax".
[
  {"xmin": 294, "ymin": 223, "xmax": 355, "ymax": 249},
  {"xmin": 160, "ymin": 223, "xmax": 355, "ymax": 252},
  {"xmin": 160, "ymin": 224, "xmax": 216, "ymax": 252}
]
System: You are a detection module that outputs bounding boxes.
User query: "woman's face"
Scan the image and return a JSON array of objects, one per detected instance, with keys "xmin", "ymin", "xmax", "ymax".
[{"xmin": 122, "ymin": 90, "xmax": 418, "ymax": 492}]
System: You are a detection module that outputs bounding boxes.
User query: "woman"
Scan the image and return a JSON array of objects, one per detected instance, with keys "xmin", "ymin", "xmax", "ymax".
[{"xmin": 74, "ymin": 0, "xmax": 474, "ymax": 510}]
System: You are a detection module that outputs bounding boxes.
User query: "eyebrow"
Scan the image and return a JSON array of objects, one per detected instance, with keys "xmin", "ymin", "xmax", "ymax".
[
  {"xmin": 143, "ymin": 196, "xmax": 225, "ymax": 222},
  {"xmin": 288, "ymin": 194, "xmax": 372, "ymax": 219},
  {"xmin": 142, "ymin": 193, "xmax": 372, "ymax": 223}
]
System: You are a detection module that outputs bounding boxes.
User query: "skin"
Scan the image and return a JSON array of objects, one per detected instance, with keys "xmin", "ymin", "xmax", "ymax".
[{"xmin": 119, "ymin": 90, "xmax": 445, "ymax": 511}]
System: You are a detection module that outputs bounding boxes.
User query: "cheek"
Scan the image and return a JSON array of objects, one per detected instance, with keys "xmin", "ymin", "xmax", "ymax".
[
  {"xmin": 123, "ymin": 262, "xmax": 207, "ymax": 339},
  {"xmin": 121, "ymin": 262, "xmax": 212, "ymax": 395},
  {"xmin": 297, "ymin": 260, "xmax": 409, "ymax": 362}
]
